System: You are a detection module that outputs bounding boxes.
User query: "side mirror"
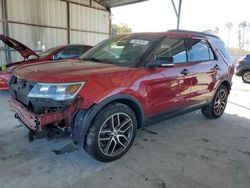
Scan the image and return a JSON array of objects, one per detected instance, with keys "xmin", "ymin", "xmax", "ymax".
[
  {"xmin": 147, "ymin": 56, "xmax": 174, "ymax": 68},
  {"xmin": 52, "ymin": 55, "xmax": 57, "ymax": 60},
  {"xmin": 52, "ymin": 54, "xmax": 61, "ymax": 60}
]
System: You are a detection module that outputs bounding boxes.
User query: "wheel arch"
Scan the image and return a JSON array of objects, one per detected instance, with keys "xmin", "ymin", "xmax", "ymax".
[
  {"xmin": 209, "ymin": 78, "xmax": 232, "ymax": 104},
  {"xmin": 72, "ymin": 94, "xmax": 145, "ymax": 147},
  {"xmin": 220, "ymin": 79, "xmax": 232, "ymax": 92},
  {"xmin": 238, "ymin": 68, "xmax": 250, "ymax": 76}
]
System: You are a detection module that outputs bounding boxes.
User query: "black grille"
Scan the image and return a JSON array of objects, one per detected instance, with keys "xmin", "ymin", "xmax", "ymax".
[{"xmin": 10, "ymin": 76, "xmax": 36, "ymax": 106}]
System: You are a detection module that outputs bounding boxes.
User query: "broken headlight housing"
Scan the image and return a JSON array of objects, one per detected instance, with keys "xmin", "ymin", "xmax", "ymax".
[{"xmin": 28, "ymin": 82, "xmax": 85, "ymax": 101}]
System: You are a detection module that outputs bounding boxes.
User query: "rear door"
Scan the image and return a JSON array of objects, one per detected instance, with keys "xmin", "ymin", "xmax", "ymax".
[{"xmin": 186, "ymin": 38, "xmax": 217, "ymax": 105}]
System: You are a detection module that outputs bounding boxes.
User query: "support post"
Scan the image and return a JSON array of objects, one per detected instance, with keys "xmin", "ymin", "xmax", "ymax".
[
  {"xmin": 170, "ymin": 0, "xmax": 182, "ymax": 30},
  {"xmin": 2, "ymin": 0, "xmax": 11, "ymax": 63},
  {"xmin": 66, "ymin": 1, "xmax": 70, "ymax": 44},
  {"xmin": 176, "ymin": 0, "xmax": 182, "ymax": 30},
  {"xmin": 108, "ymin": 8, "xmax": 111, "ymax": 37}
]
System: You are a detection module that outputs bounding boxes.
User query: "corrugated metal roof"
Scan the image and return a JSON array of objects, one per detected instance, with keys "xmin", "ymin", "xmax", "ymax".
[{"xmin": 95, "ymin": 0, "xmax": 148, "ymax": 8}]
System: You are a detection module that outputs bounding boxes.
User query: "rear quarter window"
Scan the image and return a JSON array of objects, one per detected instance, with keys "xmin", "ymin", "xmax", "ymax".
[
  {"xmin": 215, "ymin": 41, "xmax": 233, "ymax": 61},
  {"xmin": 246, "ymin": 54, "xmax": 250, "ymax": 60}
]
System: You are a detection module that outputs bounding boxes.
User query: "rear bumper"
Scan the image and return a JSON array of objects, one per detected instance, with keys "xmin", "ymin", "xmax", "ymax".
[{"xmin": 9, "ymin": 97, "xmax": 81, "ymax": 132}]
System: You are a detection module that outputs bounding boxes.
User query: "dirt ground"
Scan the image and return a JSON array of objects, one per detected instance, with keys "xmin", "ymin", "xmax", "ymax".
[{"xmin": 0, "ymin": 76, "xmax": 250, "ymax": 188}]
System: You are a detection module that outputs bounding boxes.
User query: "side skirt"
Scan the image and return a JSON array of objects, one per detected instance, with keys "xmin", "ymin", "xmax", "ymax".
[{"xmin": 143, "ymin": 102, "xmax": 208, "ymax": 127}]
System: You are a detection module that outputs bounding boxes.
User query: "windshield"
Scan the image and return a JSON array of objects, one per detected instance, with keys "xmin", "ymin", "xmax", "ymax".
[
  {"xmin": 39, "ymin": 46, "xmax": 64, "ymax": 59},
  {"xmin": 79, "ymin": 34, "xmax": 162, "ymax": 67}
]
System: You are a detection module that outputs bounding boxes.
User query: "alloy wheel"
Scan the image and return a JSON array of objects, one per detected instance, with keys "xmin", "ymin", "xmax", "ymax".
[
  {"xmin": 98, "ymin": 113, "xmax": 134, "ymax": 157},
  {"xmin": 243, "ymin": 72, "xmax": 250, "ymax": 83},
  {"xmin": 214, "ymin": 89, "xmax": 227, "ymax": 116}
]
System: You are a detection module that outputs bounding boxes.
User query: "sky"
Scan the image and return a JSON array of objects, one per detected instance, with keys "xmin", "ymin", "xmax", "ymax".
[{"xmin": 112, "ymin": 0, "xmax": 250, "ymax": 48}]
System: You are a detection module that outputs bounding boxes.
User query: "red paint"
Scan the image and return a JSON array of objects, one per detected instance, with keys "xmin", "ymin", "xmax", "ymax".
[
  {"xmin": 10, "ymin": 31, "xmax": 234, "ymax": 131},
  {"xmin": 10, "ymin": 97, "xmax": 82, "ymax": 131},
  {"xmin": 0, "ymin": 34, "xmax": 92, "ymax": 90}
]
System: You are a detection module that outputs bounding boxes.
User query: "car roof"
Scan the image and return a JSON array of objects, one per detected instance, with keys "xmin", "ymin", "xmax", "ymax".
[
  {"xmin": 167, "ymin": 29, "xmax": 219, "ymax": 38},
  {"xmin": 117, "ymin": 30, "xmax": 219, "ymax": 40},
  {"xmin": 62, "ymin": 44, "xmax": 92, "ymax": 48}
]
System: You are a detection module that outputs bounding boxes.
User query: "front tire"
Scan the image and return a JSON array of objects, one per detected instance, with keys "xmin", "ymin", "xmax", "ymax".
[
  {"xmin": 242, "ymin": 71, "xmax": 250, "ymax": 83},
  {"xmin": 84, "ymin": 103, "xmax": 137, "ymax": 162},
  {"xmin": 202, "ymin": 85, "xmax": 229, "ymax": 119}
]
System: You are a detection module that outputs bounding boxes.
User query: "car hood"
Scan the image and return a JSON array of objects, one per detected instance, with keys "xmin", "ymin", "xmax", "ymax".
[
  {"xmin": 14, "ymin": 60, "xmax": 130, "ymax": 82},
  {"xmin": 0, "ymin": 34, "xmax": 39, "ymax": 59}
]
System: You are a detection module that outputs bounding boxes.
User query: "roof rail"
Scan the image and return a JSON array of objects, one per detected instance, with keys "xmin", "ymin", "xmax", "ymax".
[{"xmin": 167, "ymin": 29, "xmax": 219, "ymax": 38}]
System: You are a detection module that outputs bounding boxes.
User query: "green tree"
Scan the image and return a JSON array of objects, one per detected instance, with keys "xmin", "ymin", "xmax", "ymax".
[
  {"xmin": 238, "ymin": 29, "xmax": 242, "ymax": 50},
  {"xmin": 203, "ymin": 26, "xmax": 219, "ymax": 35},
  {"xmin": 225, "ymin": 22, "xmax": 233, "ymax": 47},
  {"xmin": 213, "ymin": 26, "xmax": 219, "ymax": 34},
  {"xmin": 112, "ymin": 24, "xmax": 132, "ymax": 36},
  {"xmin": 239, "ymin": 21, "xmax": 247, "ymax": 50}
]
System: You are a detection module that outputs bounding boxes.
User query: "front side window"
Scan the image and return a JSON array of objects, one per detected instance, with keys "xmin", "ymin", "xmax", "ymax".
[
  {"xmin": 187, "ymin": 39, "xmax": 214, "ymax": 62},
  {"xmin": 155, "ymin": 38, "xmax": 187, "ymax": 64},
  {"xmin": 80, "ymin": 34, "xmax": 161, "ymax": 67}
]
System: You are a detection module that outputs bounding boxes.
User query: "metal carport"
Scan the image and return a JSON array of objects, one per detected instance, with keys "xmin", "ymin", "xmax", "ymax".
[{"xmin": 0, "ymin": 0, "xmax": 148, "ymax": 65}]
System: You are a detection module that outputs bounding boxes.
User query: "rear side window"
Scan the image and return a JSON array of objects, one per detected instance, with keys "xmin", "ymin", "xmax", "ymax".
[
  {"xmin": 187, "ymin": 39, "xmax": 214, "ymax": 62},
  {"xmin": 60, "ymin": 46, "xmax": 82, "ymax": 56},
  {"xmin": 56, "ymin": 46, "xmax": 90, "ymax": 59},
  {"xmin": 155, "ymin": 38, "xmax": 187, "ymax": 64}
]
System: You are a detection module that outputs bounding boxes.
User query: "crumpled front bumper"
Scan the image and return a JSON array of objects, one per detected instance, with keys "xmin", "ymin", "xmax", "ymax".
[{"xmin": 9, "ymin": 97, "xmax": 81, "ymax": 132}]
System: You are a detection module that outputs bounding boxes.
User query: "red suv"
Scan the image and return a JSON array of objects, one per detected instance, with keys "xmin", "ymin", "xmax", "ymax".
[{"xmin": 9, "ymin": 30, "xmax": 234, "ymax": 162}]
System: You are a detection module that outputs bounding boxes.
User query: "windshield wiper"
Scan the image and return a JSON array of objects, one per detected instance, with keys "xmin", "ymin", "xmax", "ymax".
[
  {"xmin": 81, "ymin": 57, "xmax": 112, "ymax": 64},
  {"xmin": 81, "ymin": 57, "xmax": 103, "ymax": 63}
]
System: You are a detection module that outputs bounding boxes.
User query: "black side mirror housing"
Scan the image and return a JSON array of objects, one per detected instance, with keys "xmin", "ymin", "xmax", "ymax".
[{"xmin": 147, "ymin": 56, "xmax": 174, "ymax": 68}]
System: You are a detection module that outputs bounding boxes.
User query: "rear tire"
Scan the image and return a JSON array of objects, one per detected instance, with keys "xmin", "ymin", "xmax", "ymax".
[
  {"xmin": 201, "ymin": 85, "xmax": 228, "ymax": 119},
  {"xmin": 242, "ymin": 71, "xmax": 250, "ymax": 83},
  {"xmin": 84, "ymin": 103, "xmax": 137, "ymax": 162}
]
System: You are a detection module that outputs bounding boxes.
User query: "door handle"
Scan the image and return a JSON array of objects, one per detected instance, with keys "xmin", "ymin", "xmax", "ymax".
[
  {"xmin": 213, "ymin": 64, "xmax": 221, "ymax": 71},
  {"xmin": 180, "ymin": 69, "xmax": 191, "ymax": 75}
]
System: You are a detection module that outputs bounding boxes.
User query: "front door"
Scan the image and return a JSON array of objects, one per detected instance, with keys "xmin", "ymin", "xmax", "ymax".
[{"xmin": 144, "ymin": 37, "xmax": 194, "ymax": 116}]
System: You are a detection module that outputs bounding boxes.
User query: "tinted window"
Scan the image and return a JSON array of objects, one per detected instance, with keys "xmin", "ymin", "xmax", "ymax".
[
  {"xmin": 155, "ymin": 38, "xmax": 187, "ymax": 64},
  {"xmin": 215, "ymin": 41, "xmax": 232, "ymax": 61},
  {"xmin": 80, "ymin": 34, "xmax": 161, "ymax": 67},
  {"xmin": 59, "ymin": 46, "xmax": 80, "ymax": 56},
  {"xmin": 55, "ymin": 46, "xmax": 91, "ymax": 59},
  {"xmin": 39, "ymin": 46, "xmax": 63, "ymax": 59},
  {"xmin": 188, "ymin": 39, "xmax": 214, "ymax": 62},
  {"xmin": 245, "ymin": 54, "xmax": 250, "ymax": 60}
]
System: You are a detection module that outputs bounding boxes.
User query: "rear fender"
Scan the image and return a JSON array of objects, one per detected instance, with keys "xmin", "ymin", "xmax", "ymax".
[{"xmin": 209, "ymin": 78, "xmax": 232, "ymax": 103}]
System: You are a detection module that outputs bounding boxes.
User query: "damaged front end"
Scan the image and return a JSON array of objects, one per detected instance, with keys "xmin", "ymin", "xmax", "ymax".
[{"xmin": 9, "ymin": 76, "xmax": 85, "ymax": 141}]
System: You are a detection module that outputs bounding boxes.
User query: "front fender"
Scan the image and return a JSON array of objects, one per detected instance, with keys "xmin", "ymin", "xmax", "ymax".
[{"xmin": 72, "ymin": 94, "xmax": 145, "ymax": 147}]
